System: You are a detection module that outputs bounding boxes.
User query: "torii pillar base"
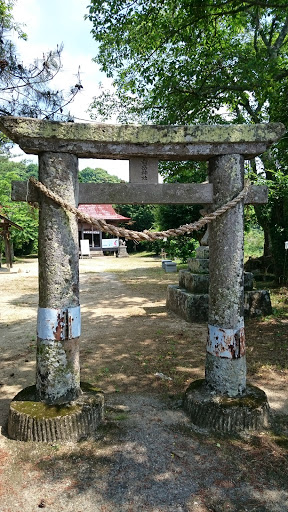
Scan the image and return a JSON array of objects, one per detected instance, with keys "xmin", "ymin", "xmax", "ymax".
[
  {"xmin": 8, "ymin": 383, "xmax": 104, "ymax": 442},
  {"xmin": 183, "ymin": 379, "xmax": 269, "ymax": 434}
]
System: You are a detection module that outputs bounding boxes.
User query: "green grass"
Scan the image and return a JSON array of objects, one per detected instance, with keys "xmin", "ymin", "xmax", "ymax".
[{"xmin": 244, "ymin": 227, "xmax": 264, "ymax": 262}]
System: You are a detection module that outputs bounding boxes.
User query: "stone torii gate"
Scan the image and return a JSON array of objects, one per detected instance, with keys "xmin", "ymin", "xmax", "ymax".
[{"xmin": 1, "ymin": 116, "xmax": 285, "ymax": 441}]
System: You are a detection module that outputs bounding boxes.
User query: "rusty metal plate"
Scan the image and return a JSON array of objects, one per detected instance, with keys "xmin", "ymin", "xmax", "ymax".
[
  {"xmin": 37, "ymin": 306, "xmax": 81, "ymax": 341},
  {"xmin": 207, "ymin": 323, "xmax": 245, "ymax": 359}
]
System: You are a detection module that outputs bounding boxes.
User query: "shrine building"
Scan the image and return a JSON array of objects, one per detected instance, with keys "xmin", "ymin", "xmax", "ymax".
[{"xmin": 77, "ymin": 204, "xmax": 130, "ymax": 255}]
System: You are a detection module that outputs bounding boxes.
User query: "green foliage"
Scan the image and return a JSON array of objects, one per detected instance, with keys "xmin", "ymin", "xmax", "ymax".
[
  {"xmin": 248, "ymin": 157, "xmax": 288, "ymax": 280},
  {"xmin": 154, "ymin": 162, "xmax": 207, "ymax": 238},
  {"xmin": 154, "ymin": 203, "xmax": 202, "ymax": 232},
  {"xmin": 87, "ymin": 1, "xmax": 288, "ymax": 125},
  {"xmin": 265, "ymin": 171, "xmax": 288, "ymax": 282},
  {"xmin": 159, "ymin": 161, "xmax": 207, "ymax": 184},
  {"xmin": 152, "ymin": 161, "xmax": 207, "ymax": 261},
  {"xmin": 87, "ymin": 0, "xmax": 288, "ymax": 281},
  {"xmin": 244, "ymin": 227, "xmax": 264, "ymax": 262},
  {"xmin": 153, "ymin": 202, "xmax": 205, "ymax": 259},
  {"xmin": 116, "ymin": 204, "xmax": 155, "ymax": 232},
  {"xmin": 115, "ymin": 203, "xmax": 156, "ymax": 252},
  {"xmin": 161, "ymin": 235, "xmax": 196, "ymax": 263},
  {"xmin": 244, "ymin": 206, "xmax": 259, "ymax": 233},
  {"xmin": 79, "ymin": 167, "xmax": 121, "ymax": 183},
  {"xmin": 0, "ymin": 157, "xmax": 39, "ymax": 254}
]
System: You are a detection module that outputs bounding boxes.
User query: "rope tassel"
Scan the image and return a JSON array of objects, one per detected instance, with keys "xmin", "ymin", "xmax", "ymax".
[{"xmin": 29, "ymin": 177, "xmax": 250, "ymax": 242}]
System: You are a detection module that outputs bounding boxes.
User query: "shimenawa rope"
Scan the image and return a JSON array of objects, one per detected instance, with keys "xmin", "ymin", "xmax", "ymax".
[{"xmin": 28, "ymin": 177, "xmax": 249, "ymax": 242}]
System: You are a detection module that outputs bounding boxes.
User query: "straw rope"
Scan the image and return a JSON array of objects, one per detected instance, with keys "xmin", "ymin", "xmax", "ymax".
[{"xmin": 29, "ymin": 177, "xmax": 249, "ymax": 242}]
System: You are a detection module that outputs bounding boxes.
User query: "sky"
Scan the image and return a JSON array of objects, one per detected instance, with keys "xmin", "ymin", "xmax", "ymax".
[{"xmin": 10, "ymin": 0, "xmax": 129, "ymax": 180}]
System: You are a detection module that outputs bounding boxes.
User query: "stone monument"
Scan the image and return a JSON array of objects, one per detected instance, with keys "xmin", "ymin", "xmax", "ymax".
[
  {"xmin": 167, "ymin": 244, "xmax": 272, "ymax": 322},
  {"xmin": 118, "ymin": 239, "xmax": 129, "ymax": 257}
]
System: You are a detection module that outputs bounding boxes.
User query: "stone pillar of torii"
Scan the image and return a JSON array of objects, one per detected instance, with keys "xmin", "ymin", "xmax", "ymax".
[{"xmin": 2, "ymin": 116, "xmax": 284, "ymax": 441}]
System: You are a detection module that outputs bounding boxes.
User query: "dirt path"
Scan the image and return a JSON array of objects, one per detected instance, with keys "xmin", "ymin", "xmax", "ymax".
[{"xmin": 0, "ymin": 256, "xmax": 287, "ymax": 512}]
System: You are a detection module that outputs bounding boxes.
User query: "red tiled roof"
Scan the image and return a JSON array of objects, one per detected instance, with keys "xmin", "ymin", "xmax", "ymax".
[
  {"xmin": 0, "ymin": 213, "xmax": 23, "ymax": 230},
  {"xmin": 78, "ymin": 204, "xmax": 130, "ymax": 221}
]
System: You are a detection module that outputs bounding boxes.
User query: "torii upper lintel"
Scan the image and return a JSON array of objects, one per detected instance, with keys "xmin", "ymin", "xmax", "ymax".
[{"xmin": 0, "ymin": 116, "xmax": 285, "ymax": 160}]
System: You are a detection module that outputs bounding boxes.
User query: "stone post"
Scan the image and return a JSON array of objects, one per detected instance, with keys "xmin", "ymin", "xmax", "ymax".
[
  {"xmin": 205, "ymin": 154, "xmax": 246, "ymax": 396},
  {"xmin": 37, "ymin": 152, "xmax": 81, "ymax": 404},
  {"xmin": 8, "ymin": 150, "xmax": 103, "ymax": 442},
  {"xmin": 184, "ymin": 154, "xmax": 269, "ymax": 432}
]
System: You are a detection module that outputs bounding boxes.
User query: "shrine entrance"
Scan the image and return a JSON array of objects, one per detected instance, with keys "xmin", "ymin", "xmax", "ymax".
[{"xmin": 1, "ymin": 116, "xmax": 285, "ymax": 441}]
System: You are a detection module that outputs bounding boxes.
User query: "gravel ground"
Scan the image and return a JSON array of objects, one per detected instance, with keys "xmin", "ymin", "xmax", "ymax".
[
  {"xmin": 95, "ymin": 394, "xmax": 288, "ymax": 512},
  {"xmin": 0, "ymin": 256, "xmax": 287, "ymax": 512},
  {"xmin": 1, "ymin": 392, "xmax": 288, "ymax": 512}
]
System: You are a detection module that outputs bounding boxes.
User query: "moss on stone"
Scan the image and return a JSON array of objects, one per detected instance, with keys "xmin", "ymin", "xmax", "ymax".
[
  {"xmin": 9, "ymin": 383, "xmax": 104, "ymax": 441},
  {"xmin": 185, "ymin": 380, "xmax": 268, "ymax": 409},
  {"xmin": 81, "ymin": 381, "xmax": 103, "ymax": 394},
  {"xmin": 11, "ymin": 400, "xmax": 82, "ymax": 419},
  {"xmin": 218, "ymin": 385, "xmax": 268, "ymax": 409},
  {"xmin": 184, "ymin": 380, "xmax": 269, "ymax": 433},
  {"xmin": 273, "ymin": 436, "xmax": 288, "ymax": 450},
  {"xmin": 10, "ymin": 382, "xmax": 103, "ymax": 420},
  {"xmin": 11, "ymin": 385, "xmax": 79, "ymax": 419},
  {"xmin": 0, "ymin": 117, "xmax": 285, "ymax": 145}
]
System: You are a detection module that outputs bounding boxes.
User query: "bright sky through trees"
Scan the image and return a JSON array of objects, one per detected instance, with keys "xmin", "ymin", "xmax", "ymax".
[{"xmin": 10, "ymin": 0, "xmax": 129, "ymax": 179}]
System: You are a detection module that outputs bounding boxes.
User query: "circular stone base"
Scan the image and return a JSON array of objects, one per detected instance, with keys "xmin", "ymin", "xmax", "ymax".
[
  {"xmin": 183, "ymin": 379, "xmax": 269, "ymax": 433},
  {"xmin": 8, "ymin": 383, "xmax": 104, "ymax": 442}
]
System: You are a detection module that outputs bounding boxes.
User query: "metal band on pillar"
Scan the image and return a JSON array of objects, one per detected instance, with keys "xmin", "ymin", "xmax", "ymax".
[
  {"xmin": 207, "ymin": 322, "xmax": 245, "ymax": 359},
  {"xmin": 37, "ymin": 306, "xmax": 81, "ymax": 341}
]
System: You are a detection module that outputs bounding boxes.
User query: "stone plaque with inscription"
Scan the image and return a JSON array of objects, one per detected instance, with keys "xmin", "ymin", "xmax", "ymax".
[{"xmin": 129, "ymin": 157, "xmax": 159, "ymax": 183}]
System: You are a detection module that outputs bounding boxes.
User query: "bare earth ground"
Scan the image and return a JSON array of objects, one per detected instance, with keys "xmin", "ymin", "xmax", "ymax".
[{"xmin": 0, "ymin": 255, "xmax": 287, "ymax": 512}]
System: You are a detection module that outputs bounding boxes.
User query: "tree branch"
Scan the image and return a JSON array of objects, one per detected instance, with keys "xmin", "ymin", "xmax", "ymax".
[
  {"xmin": 238, "ymin": 97, "xmax": 261, "ymax": 123},
  {"xmin": 272, "ymin": 14, "xmax": 288, "ymax": 56},
  {"xmin": 253, "ymin": 8, "xmax": 260, "ymax": 54}
]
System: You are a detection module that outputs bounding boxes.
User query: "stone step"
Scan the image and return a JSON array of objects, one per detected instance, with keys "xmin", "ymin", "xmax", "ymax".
[
  {"xmin": 179, "ymin": 270, "xmax": 254, "ymax": 293},
  {"xmin": 179, "ymin": 270, "xmax": 209, "ymax": 294},
  {"xmin": 195, "ymin": 246, "xmax": 209, "ymax": 259},
  {"xmin": 166, "ymin": 286, "xmax": 208, "ymax": 322},
  {"xmin": 166, "ymin": 285, "xmax": 272, "ymax": 323},
  {"xmin": 187, "ymin": 258, "xmax": 209, "ymax": 274}
]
